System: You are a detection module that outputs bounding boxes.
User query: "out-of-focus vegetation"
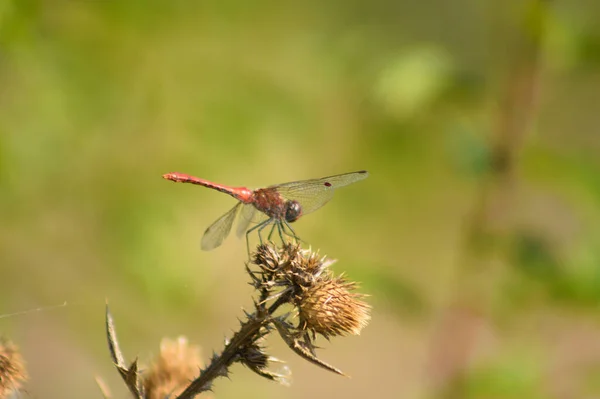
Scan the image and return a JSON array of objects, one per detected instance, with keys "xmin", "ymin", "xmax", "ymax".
[{"xmin": 1, "ymin": 1, "xmax": 600, "ymax": 398}]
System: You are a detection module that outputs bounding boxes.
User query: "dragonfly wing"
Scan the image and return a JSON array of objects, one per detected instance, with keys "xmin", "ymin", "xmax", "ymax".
[
  {"xmin": 273, "ymin": 170, "xmax": 369, "ymax": 216},
  {"xmin": 201, "ymin": 202, "xmax": 242, "ymax": 250},
  {"xmin": 236, "ymin": 204, "xmax": 269, "ymax": 238},
  {"xmin": 278, "ymin": 189, "xmax": 335, "ymax": 216}
]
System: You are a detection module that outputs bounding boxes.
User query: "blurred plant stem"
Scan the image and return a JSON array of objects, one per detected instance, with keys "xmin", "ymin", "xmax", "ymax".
[{"xmin": 427, "ymin": 0, "xmax": 549, "ymax": 397}]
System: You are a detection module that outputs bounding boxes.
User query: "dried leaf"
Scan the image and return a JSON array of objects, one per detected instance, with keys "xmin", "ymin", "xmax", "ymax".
[
  {"xmin": 105, "ymin": 304, "xmax": 144, "ymax": 399},
  {"xmin": 272, "ymin": 318, "xmax": 346, "ymax": 377}
]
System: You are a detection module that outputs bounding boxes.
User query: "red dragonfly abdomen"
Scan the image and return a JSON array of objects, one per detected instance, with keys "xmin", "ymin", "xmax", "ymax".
[{"xmin": 162, "ymin": 172, "xmax": 253, "ymax": 203}]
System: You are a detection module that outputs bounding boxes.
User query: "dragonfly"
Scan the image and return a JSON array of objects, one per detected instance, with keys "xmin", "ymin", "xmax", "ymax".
[{"xmin": 162, "ymin": 170, "xmax": 369, "ymax": 252}]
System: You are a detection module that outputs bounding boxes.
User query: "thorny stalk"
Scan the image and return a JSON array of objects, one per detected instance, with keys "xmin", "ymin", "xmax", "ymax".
[{"xmin": 106, "ymin": 243, "xmax": 370, "ymax": 399}]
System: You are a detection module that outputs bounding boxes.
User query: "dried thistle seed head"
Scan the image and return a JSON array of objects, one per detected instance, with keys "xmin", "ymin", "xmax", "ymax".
[
  {"xmin": 252, "ymin": 243, "xmax": 282, "ymax": 271},
  {"xmin": 288, "ymin": 246, "xmax": 331, "ymax": 283},
  {"xmin": 252, "ymin": 243, "xmax": 301, "ymax": 273},
  {"xmin": 143, "ymin": 336, "xmax": 207, "ymax": 399},
  {"xmin": 0, "ymin": 338, "xmax": 28, "ymax": 398},
  {"xmin": 297, "ymin": 276, "xmax": 371, "ymax": 339},
  {"xmin": 238, "ymin": 341, "xmax": 293, "ymax": 385},
  {"xmin": 238, "ymin": 342, "xmax": 270, "ymax": 371},
  {"xmin": 252, "ymin": 243, "xmax": 331, "ymax": 287}
]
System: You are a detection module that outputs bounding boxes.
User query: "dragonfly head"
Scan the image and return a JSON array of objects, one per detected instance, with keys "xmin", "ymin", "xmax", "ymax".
[{"xmin": 284, "ymin": 200, "xmax": 302, "ymax": 223}]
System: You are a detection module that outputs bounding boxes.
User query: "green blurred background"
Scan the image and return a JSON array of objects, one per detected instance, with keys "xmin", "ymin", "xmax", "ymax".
[{"xmin": 2, "ymin": 1, "xmax": 600, "ymax": 398}]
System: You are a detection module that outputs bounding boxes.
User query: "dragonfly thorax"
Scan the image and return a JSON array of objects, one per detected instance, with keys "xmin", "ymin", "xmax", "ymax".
[{"xmin": 284, "ymin": 200, "xmax": 302, "ymax": 223}]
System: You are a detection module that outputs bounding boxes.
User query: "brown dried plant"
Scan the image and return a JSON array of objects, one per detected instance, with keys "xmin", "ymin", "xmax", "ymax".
[
  {"xmin": 0, "ymin": 337, "xmax": 28, "ymax": 399},
  {"xmin": 106, "ymin": 242, "xmax": 370, "ymax": 398}
]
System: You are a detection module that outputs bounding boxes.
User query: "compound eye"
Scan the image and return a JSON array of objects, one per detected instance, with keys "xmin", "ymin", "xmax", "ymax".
[{"xmin": 285, "ymin": 200, "xmax": 302, "ymax": 223}]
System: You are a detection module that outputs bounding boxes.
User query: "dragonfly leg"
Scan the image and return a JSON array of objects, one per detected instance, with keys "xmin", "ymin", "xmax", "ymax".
[
  {"xmin": 281, "ymin": 219, "xmax": 301, "ymax": 244},
  {"xmin": 270, "ymin": 220, "xmax": 301, "ymax": 247},
  {"xmin": 256, "ymin": 220, "xmax": 272, "ymax": 245},
  {"xmin": 268, "ymin": 221, "xmax": 298, "ymax": 247},
  {"xmin": 244, "ymin": 218, "xmax": 301, "ymax": 254},
  {"xmin": 276, "ymin": 223, "xmax": 285, "ymax": 245},
  {"xmin": 267, "ymin": 222, "xmax": 278, "ymax": 241},
  {"xmin": 245, "ymin": 218, "xmax": 273, "ymax": 254}
]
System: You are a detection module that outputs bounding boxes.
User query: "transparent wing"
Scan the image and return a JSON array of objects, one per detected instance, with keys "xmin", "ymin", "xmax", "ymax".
[
  {"xmin": 201, "ymin": 202, "xmax": 242, "ymax": 251},
  {"xmin": 272, "ymin": 170, "xmax": 368, "ymax": 216},
  {"xmin": 236, "ymin": 204, "xmax": 269, "ymax": 238}
]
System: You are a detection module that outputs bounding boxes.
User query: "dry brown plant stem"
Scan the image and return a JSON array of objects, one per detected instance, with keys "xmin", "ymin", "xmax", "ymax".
[
  {"xmin": 427, "ymin": 0, "xmax": 548, "ymax": 397},
  {"xmin": 176, "ymin": 309, "xmax": 270, "ymax": 398}
]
